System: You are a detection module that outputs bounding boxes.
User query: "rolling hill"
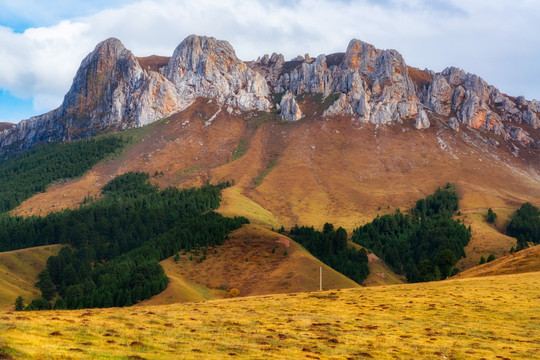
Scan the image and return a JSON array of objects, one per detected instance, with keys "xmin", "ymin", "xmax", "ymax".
[
  {"xmin": 455, "ymin": 244, "xmax": 540, "ymax": 278},
  {"xmin": 140, "ymin": 225, "xmax": 359, "ymax": 306}
]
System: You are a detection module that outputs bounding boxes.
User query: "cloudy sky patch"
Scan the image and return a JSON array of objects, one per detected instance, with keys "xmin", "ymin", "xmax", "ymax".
[{"xmin": 1, "ymin": 0, "xmax": 539, "ymax": 123}]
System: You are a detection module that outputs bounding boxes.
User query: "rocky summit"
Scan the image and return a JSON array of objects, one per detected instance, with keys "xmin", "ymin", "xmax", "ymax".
[{"xmin": 1, "ymin": 35, "xmax": 539, "ymax": 153}]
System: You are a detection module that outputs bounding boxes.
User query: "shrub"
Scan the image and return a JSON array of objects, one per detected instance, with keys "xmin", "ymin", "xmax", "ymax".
[
  {"xmin": 487, "ymin": 208, "xmax": 497, "ymax": 223},
  {"xmin": 14, "ymin": 296, "xmax": 24, "ymax": 311},
  {"xmin": 227, "ymin": 288, "xmax": 240, "ymax": 298}
]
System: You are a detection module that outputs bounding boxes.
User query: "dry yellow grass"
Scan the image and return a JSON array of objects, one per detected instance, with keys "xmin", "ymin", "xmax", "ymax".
[
  {"xmin": 1, "ymin": 271, "xmax": 538, "ymax": 359},
  {"xmin": 217, "ymin": 187, "xmax": 281, "ymax": 229},
  {"xmin": 456, "ymin": 244, "xmax": 540, "ymax": 279},
  {"xmin": 456, "ymin": 209, "xmax": 518, "ymax": 270},
  {"xmin": 0, "ymin": 245, "xmax": 63, "ymax": 310}
]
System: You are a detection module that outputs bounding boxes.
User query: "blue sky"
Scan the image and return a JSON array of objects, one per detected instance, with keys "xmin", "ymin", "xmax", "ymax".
[{"xmin": 1, "ymin": 0, "xmax": 540, "ymax": 123}]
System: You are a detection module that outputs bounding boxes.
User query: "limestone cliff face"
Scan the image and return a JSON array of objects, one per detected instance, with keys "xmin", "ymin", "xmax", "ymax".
[
  {"xmin": 0, "ymin": 35, "xmax": 271, "ymax": 153},
  {"xmin": 1, "ymin": 35, "xmax": 539, "ymax": 154},
  {"xmin": 0, "ymin": 38, "xmax": 183, "ymax": 152},
  {"xmin": 253, "ymin": 39, "xmax": 538, "ymax": 145},
  {"xmin": 270, "ymin": 39, "xmax": 419, "ymax": 125},
  {"xmin": 423, "ymin": 67, "xmax": 538, "ymax": 144}
]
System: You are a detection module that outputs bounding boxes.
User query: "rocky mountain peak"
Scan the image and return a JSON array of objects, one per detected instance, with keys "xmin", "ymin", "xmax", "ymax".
[
  {"xmin": 1, "ymin": 35, "xmax": 538, "ymax": 155},
  {"xmin": 163, "ymin": 34, "xmax": 271, "ymax": 111},
  {"xmin": 59, "ymin": 38, "xmax": 142, "ymax": 125},
  {"xmin": 342, "ymin": 39, "xmax": 379, "ymax": 71}
]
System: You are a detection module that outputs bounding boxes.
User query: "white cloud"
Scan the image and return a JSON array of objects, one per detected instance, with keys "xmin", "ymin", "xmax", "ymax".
[{"xmin": 1, "ymin": 0, "xmax": 540, "ymax": 119}]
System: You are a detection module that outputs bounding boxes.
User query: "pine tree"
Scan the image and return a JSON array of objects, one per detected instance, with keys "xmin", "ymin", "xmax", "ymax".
[
  {"xmin": 487, "ymin": 208, "xmax": 497, "ymax": 223},
  {"xmin": 14, "ymin": 296, "xmax": 24, "ymax": 311}
]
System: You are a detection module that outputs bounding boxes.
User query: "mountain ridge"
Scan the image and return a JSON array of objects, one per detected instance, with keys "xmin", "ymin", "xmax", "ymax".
[{"xmin": 1, "ymin": 34, "xmax": 538, "ymax": 154}]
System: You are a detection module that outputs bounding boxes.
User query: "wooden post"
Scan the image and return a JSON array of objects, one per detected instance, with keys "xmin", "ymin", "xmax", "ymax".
[{"xmin": 320, "ymin": 267, "xmax": 322, "ymax": 291}]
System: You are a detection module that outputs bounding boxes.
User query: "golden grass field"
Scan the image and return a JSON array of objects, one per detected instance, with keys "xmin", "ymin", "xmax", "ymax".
[
  {"xmin": 0, "ymin": 271, "xmax": 538, "ymax": 359},
  {"xmin": 456, "ymin": 209, "xmax": 518, "ymax": 270}
]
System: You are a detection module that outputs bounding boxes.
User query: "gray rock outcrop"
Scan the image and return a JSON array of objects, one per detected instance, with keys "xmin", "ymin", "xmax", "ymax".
[
  {"xmin": 280, "ymin": 91, "xmax": 303, "ymax": 121},
  {"xmin": 423, "ymin": 66, "xmax": 538, "ymax": 144},
  {"xmin": 272, "ymin": 39, "xmax": 419, "ymax": 126},
  {"xmin": 414, "ymin": 109, "xmax": 430, "ymax": 130},
  {"xmin": 162, "ymin": 35, "xmax": 270, "ymax": 112}
]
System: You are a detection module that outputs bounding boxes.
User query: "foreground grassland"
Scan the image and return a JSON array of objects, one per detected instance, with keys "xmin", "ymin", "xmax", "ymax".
[{"xmin": 1, "ymin": 272, "xmax": 538, "ymax": 359}]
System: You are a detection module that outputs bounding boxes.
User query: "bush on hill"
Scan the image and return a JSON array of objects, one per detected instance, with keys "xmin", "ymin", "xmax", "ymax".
[{"xmin": 506, "ymin": 202, "xmax": 540, "ymax": 249}]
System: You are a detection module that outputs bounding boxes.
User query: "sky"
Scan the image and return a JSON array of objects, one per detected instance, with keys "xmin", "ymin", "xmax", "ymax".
[{"xmin": 1, "ymin": 0, "xmax": 540, "ymax": 123}]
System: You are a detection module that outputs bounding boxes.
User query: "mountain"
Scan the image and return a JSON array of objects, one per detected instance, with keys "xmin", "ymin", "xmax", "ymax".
[
  {"xmin": 3, "ymin": 34, "xmax": 540, "ymax": 272},
  {"xmin": 0, "ymin": 122, "xmax": 14, "ymax": 132},
  {"xmin": 1, "ymin": 35, "xmax": 539, "ymax": 154}
]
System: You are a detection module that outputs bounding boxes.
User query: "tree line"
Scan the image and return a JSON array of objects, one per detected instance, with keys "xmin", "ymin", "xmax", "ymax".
[
  {"xmin": 0, "ymin": 136, "xmax": 125, "ymax": 213},
  {"xmin": 7, "ymin": 172, "xmax": 248, "ymax": 310},
  {"xmin": 507, "ymin": 202, "xmax": 540, "ymax": 250},
  {"xmin": 289, "ymin": 223, "xmax": 370, "ymax": 284},
  {"xmin": 351, "ymin": 184, "xmax": 470, "ymax": 282}
]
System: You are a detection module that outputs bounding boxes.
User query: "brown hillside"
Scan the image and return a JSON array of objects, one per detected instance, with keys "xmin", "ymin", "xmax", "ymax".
[
  {"xmin": 0, "ymin": 122, "xmax": 14, "ymax": 131},
  {"xmin": 0, "ymin": 245, "xmax": 63, "ymax": 310},
  {"xmin": 455, "ymin": 244, "xmax": 540, "ymax": 279},
  {"xmin": 140, "ymin": 225, "xmax": 359, "ymax": 306},
  {"xmin": 136, "ymin": 55, "xmax": 170, "ymax": 72},
  {"xmin": 12, "ymin": 98, "xmax": 540, "ymax": 273}
]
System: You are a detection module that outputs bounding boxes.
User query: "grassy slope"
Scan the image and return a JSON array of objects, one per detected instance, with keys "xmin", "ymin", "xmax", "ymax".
[
  {"xmin": 1, "ymin": 271, "xmax": 538, "ymax": 359},
  {"xmin": 348, "ymin": 241, "xmax": 406, "ymax": 286},
  {"xmin": 140, "ymin": 225, "xmax": 358, "ymax": 306},
  {"xmin": 0, "ymin": 245, "xmax": 63, "ymax": 310},
  {"xmin": 455, "ymin": 244, "xmax": 540, "ymax": 279},
  {"xmin": 456, "ymin": 209, "xmax": 518, "ymax": 270}
]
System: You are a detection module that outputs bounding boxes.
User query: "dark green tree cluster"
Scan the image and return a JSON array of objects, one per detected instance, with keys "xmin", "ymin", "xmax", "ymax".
[
  {"xmin": 289, "ymin": 223, "xmax": 370, "ymax": 284},
  {"xmin": 487, "ymin": 208, "xmax": 497, "ymax": 223},
  {"xmin": 3, "ymin": 172, "xmax": 248, "ymax": 309},
  {"xmin": 506, "ymin": 202, "xmax": 540, "ymax": 250},
  {"xmin": 0, "ymin": 136, "xmax": 125, "ymax": 212},
  {"xmin": 352, "ymin": 184, "xmax": 470, "ymax": 282}
]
